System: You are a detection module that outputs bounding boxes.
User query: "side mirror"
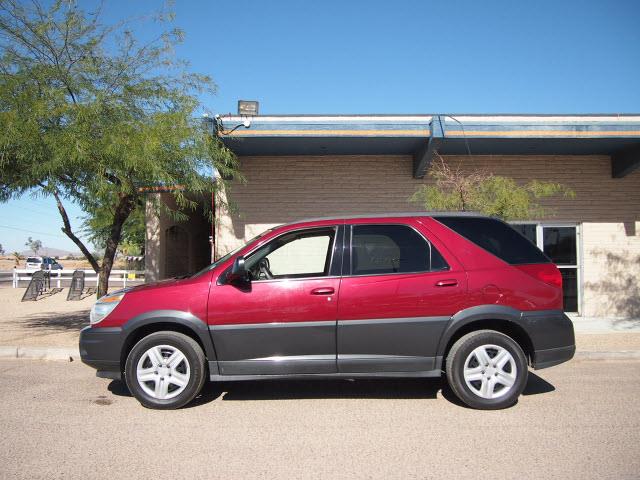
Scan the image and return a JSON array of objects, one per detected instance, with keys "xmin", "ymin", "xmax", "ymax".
[{"xmin": 227, "ymin": 256, "xmax": 250, "ymax": 285}]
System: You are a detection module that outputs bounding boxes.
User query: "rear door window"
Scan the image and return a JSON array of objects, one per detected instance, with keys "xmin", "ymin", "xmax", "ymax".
[
  {"xmin": 350, "ymin": 224, "xmax": 448, "ymax": 275},
  {"xmin": 434, "ymin": 216, "xmax": 551, "ymax": 265}
]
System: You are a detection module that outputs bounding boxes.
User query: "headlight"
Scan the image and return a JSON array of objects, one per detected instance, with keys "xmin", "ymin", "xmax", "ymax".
[{"xmin": 90, "ymin": 292, "xmax": 126, "ymax": 325}]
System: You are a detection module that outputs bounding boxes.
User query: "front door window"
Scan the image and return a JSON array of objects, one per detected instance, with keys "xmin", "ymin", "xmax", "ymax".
[{"xmin": 245, "ymin": 227, "xmax": 336, "ymax": 280}]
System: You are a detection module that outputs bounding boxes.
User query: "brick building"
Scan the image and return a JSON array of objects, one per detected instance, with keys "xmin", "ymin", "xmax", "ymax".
[{"xmin": 145, "ymin": 114, "xmax": 640, "ymax": 319}]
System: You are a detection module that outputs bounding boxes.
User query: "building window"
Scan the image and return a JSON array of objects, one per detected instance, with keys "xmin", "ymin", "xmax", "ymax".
[{"xmin": 511, "ymin": 223, "xmax": 580, "ymax": 313}]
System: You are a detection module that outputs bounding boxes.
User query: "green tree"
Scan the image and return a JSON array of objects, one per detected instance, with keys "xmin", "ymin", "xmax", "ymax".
[
  {"xmin": 0, "ymin": 1, "xmax": 240, "ymax": 296},
  {"xmin": 83, "ymin": 201, "xmax": 146, "ymax": 257},
  {"xmin": 409, "ymin": 154, "xmax": 575, "ymax": 220},
  {"xmin": 12, "ymin": 251, "xmax": 21, "ymax": 266},
  {"xmin": 0, "ymin": 242, "xmax": 4, "ymax": 255},
  {"xmin": 25, "ymin": 236, "xmax": 42, "ymax": 255}
]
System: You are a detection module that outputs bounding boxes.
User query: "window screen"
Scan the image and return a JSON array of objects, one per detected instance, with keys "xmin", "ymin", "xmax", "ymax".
[
  {"xmin": 434, "ymin": 216, "xmax": 550, "ymax": 265},
  {"xmin": 351, "ymin": 224, "xmax": 447, "ymax": 275}
]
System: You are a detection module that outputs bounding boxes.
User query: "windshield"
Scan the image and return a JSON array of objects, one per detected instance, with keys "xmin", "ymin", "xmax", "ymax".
[{"xmin": 190, "ymin": 228, "xmax": 276, "ymax": 278}]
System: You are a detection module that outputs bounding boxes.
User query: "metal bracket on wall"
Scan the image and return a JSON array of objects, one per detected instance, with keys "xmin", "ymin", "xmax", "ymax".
[{"xmin": 413, "ymin": 115, "xmax": 445, "ymax": 179}]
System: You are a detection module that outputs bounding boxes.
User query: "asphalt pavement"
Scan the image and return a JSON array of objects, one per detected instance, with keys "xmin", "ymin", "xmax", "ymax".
[{"xmin": 0, "ymin": 358, "xmax": 639, "ymax": 479}]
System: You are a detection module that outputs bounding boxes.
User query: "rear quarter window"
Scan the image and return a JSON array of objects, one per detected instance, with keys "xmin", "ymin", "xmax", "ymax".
[{"xmin": 434, "ymin": 216, "xmax": 551, "ymax": 265}]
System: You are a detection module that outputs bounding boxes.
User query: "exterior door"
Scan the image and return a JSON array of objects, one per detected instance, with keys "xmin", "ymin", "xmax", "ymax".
[
  {"xmin": 208, "ymin": 225, "xmax": 342, "ymax": 375},
  {"xmin": 336, "ymin": 222, "xmax": 467, "ymax": 373}
]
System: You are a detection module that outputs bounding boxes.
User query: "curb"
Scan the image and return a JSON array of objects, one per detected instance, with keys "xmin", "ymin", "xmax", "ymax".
[
  {"xmin": 575, "ymin": 350, "xmax": 640, "ymax": 361},
  {"xmin": 0, "ymin": 346, "xmax": 78, "ymax": 361}
]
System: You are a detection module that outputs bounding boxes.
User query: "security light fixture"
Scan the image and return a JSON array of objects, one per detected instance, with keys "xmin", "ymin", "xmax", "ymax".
[{"xmin": 238, "ymin": 100, "xmax": 259, "ymax": 116}]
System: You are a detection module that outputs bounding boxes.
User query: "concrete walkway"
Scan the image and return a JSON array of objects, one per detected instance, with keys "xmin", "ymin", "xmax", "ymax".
[{"xmin": 570, "ymin": 314, "xmax": 640, "ymax": 334}]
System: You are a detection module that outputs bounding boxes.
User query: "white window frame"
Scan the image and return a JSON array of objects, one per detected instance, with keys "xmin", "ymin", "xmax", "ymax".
[{"xmin": 510, "ymin": 221, "xmax": 582, "ymax": 314}]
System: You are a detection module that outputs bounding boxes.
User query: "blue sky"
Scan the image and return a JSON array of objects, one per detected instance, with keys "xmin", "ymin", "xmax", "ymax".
[{"xmin": 2, "ymin": 0, "xmax": 640, "ymax": 252}]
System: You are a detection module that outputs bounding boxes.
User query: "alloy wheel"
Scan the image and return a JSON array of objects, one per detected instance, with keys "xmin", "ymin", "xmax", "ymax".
[
  {"xmin": 463, "ymin": 344, "xmax": 517, "ymax": 399},
  {"xmin": 136, "ymin": 345, "xmax": 191, "ymax": 400}
]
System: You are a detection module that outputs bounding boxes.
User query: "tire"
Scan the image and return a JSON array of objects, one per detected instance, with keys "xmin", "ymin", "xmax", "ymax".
[
  {"xmin": 125, "ymin": 331, "xmax": 207, "ymax": 410},
  {"xmin": 445, "ymin": 330, "xmax": 528, "ymax": 410}
]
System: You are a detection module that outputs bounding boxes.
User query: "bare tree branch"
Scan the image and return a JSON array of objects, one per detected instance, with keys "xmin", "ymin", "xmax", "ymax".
[{"xmin": 45, "ymin": 186, "xmax": 101, "ymax": 272}]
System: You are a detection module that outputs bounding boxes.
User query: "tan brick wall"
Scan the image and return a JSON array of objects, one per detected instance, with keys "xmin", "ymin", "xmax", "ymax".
[
  {"xmin": 213, "ymin": 154, "xmax": 639, "ymax": 318},
  {"xmin": 582, "ymin": 222, "xmax": 640, "ymax": 318}
]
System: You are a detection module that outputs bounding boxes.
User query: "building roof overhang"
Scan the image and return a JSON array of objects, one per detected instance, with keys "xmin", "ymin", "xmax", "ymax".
[{"xmin": 218, "ymin": 114, "xmax": 640, "ymax": 178}]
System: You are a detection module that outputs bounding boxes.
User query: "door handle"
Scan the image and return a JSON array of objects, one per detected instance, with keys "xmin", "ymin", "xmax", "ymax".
[
  {"xmin": 435, "ymin": 279, "xmax": 458, "ymax": 287},
  {"xmin": 310, "ymin": 287, "xmax": 335, "ymax": 295}
]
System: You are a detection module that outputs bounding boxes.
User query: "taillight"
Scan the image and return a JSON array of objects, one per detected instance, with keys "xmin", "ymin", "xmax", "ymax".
[{"xmin": 515, "ymin": 264, "xmax": 563, "ymax": 289}]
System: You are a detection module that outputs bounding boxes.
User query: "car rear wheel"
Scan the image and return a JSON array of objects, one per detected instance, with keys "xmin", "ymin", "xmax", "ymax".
[
  {"xmin": 125, "ymin": 331, "xmax": 206, "ymax": 409},
  {"xmin": 445, "ymin": 330, "xmax": 528, "ymax": 410}
]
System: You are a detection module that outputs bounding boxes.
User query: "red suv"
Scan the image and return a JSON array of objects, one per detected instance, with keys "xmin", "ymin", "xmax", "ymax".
[{"xmin": 80, "ymin": 213, "xmax": 575, "ymax": 410}]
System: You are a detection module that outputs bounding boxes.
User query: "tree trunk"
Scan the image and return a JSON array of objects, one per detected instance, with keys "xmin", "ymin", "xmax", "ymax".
[
  {"xmin": 51, "ymin": 189, "xmax": 101, "ymax": 273},
  {"xmin": 97, "ymin": 193, "xmax": 136, "ymax": 297}
]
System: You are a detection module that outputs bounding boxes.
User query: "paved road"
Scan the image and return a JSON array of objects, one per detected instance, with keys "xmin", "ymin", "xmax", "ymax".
[{"xmin": 1, "ymin": 359, "xmax": 639, "ymax": 479}]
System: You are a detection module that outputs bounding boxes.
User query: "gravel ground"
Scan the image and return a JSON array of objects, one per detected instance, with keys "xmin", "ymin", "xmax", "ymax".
[
  {"xmin": 0, "ymin": 358, "xmax": 639, "ymax": 479},
  {"xmin": 0, "ymin": 286, "xmax": 93, "ymax": 347}
]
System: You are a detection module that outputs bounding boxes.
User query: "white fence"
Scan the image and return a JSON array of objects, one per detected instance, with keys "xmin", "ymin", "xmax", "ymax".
[{"xmin": 12, "ymin": 269, "xmax": 145, "ymax": 289}]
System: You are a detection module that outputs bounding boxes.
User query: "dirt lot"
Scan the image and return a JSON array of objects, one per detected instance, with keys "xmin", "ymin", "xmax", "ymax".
[
  {"xmin": 1, "ymin": 358, "xmax": 639, "ymax": 479},
  {"xmin": 0, "ymin": 287, "xmax": 94, "ymax": 347},
  {"xmin": 0, "ymin": 256, "xmax": 136, "ymax": 271}
]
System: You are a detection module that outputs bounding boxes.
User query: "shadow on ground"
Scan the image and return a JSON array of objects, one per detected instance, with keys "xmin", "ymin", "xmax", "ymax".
[
  {"xmin": 19, "ymin": 310, "xmax": 89, "ymax": 332},
  {"xmin": 108, "ymin": 372, "xmax": 554, "ymax": 409}
]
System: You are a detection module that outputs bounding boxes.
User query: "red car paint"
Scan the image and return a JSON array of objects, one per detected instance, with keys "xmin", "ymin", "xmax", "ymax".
[{"xmin": 96, "ymin": 215, "xmax": 563, "ymax": 330}]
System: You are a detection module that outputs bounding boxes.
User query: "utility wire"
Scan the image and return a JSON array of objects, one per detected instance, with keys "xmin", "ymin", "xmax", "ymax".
[
  {"xmin": 10, "ymin": 206, "xmax": 53, "ymax": 217},
  {"xmin": 0, "ymin": 224, "xmax": 68, "ymax": 238}
]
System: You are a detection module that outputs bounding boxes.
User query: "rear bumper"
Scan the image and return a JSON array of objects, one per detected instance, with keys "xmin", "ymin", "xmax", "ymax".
[
  {"xmin": 79, "ymin": 326, "xmax": 123, "ymax": 380},
  {"xmin": 524, "ymin": 310, "xmax": 576, "ymax": 370},
  {"xmin": 533, "ymin": 344, "xmax": 576, "ymax": 369}
]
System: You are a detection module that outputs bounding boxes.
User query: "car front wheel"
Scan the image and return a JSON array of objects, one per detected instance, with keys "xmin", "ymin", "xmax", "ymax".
[
  {"xmin": 445, "ymin": 330, "xmax": 528, "ymax": 410},
  {"xmin": 125, "ymin": 331, "xmax": 206, "ymax": 409}
]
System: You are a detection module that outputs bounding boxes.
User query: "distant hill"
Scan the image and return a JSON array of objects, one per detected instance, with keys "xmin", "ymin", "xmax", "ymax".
[{"xmin": 20, "ymin": 247, "xmax": 79, "ymax": 258}]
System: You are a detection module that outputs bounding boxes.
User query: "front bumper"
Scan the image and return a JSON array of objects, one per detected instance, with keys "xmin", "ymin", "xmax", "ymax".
[{"xmin": 79, "ymin": 326, "xmax": 123, "ymax": 380}]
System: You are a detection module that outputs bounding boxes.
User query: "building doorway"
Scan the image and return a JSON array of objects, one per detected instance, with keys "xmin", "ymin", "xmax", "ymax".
[
  {"xmin": 165, "ymin": 225, "xmax": 190, "ymax": 278},
  {"xmin": 162, "ymin": 202, "xmax": 212, "ymax": 279}
]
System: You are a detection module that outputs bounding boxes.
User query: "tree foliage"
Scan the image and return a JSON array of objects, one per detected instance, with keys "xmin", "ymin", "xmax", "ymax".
[
  {"xmin": 83, "ymin": 200, "xmax": 146, "ymax": 256},
  {"xmin": 24, "ymin": 236, "xmax": 42, "ymax": 255},
  {"xmin": 0, "ymin": 0, "xmax": 241, "ymax": 296},
  {"xmin": 410, "ymin": 154, "xmax": 575, "ymax": 220}
]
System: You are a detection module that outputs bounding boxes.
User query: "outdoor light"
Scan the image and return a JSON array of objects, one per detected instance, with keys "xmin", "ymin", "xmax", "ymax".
[
  {"xmin": 90, "ymin": 291, "xmax": 126, "ymax": 325},
  {"xmin": 238, "ymin": 100, "xmax": 259, "ymax": 116}
]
